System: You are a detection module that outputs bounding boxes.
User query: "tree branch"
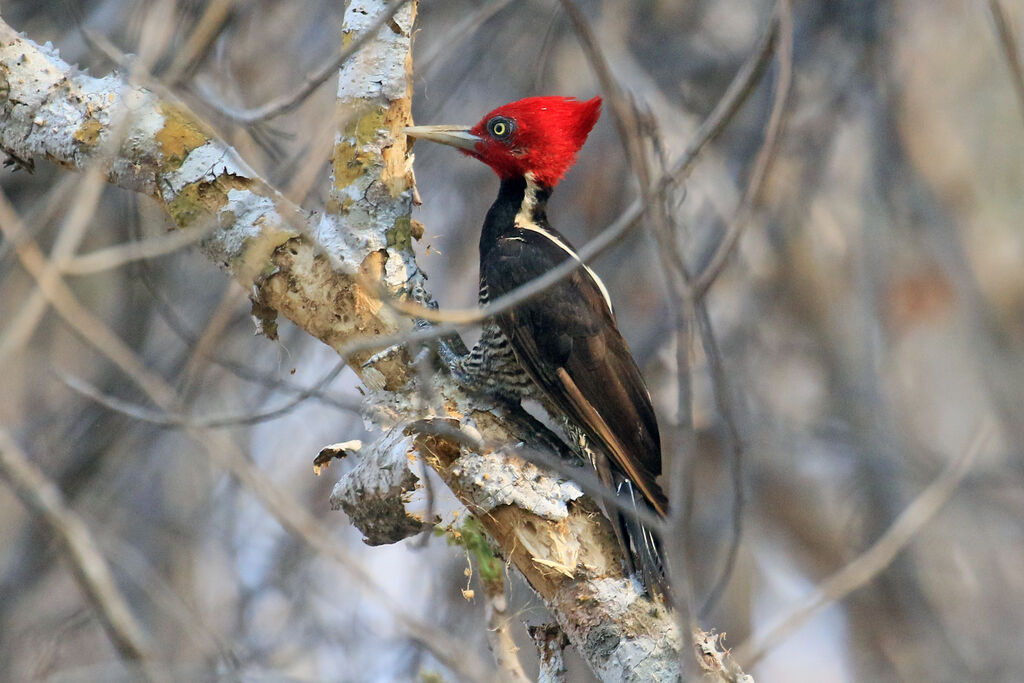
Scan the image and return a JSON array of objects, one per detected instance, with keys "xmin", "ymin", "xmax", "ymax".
[{"xmin": 0, "ymin": 429, "xmax": 156, "ymax": 677}]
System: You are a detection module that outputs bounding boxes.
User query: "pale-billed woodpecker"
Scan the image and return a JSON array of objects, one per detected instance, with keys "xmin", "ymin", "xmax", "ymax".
[{"xmin": 405, "ymin": 96, "xmax": 668, "ymax": 594}]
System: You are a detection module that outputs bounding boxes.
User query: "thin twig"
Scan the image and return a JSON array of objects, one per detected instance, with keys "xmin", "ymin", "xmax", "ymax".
[
  {"xmin": 0, "ymin": 4, "xmax": 185, "ymax": 368},
  {"xmin": 0, "ymin": 429, "xmax": 156, "ymax": 673},
  {"xmin": 164, "ymin": 0, "xmax": 237, "ymax": 83},
  {"xmin": 735, "ymin": 417, "xmax": 995, "ymax": 667},
  {"xmin": 557, "ymin": 2, "xmax": 700, "ymax": 675},
  {"xmin": 694, "ymin": 304, "xmax": 746, "ymax": 619},
  {"xmin": 417, "ymin": 0, "xmax": 513, "ymax": 78},
  {"xmin": 558, "ymin": 0, "xmax": 786, "ymax": 649},
  {"xmin": 131, "ymin": 250, "xmax": 359, "ymax": 414},
  {"xmin": 557, "ymin": 0, "xmax": 648, "ymax": 180},
  {"xmin": 59, "ymin": 362, "xmax": 349, "ymax": 429}
]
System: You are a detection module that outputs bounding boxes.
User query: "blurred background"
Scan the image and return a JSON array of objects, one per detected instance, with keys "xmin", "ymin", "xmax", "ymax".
[{"xmin": 1, "ymin": 0, "xmax": 1022, "ymax": 681}]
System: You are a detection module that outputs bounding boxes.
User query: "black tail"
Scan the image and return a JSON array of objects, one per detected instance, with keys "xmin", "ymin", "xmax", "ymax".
[{"xmin": 613, "ymin": 477, "xmax": 670, "ymax": 601}]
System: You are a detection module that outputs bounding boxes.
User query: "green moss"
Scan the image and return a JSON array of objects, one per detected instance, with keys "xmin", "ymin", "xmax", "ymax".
[
  {"xmin": 385, "ymin": 216, "xmax": 412, "ymax": 252},
  {"xmin": 331, "ymin": 140, "xmax": 371, "ymax": 188},
  {"xmin": 440, "ymin": 516, "xmax": 503, "ymax": 584},
  {"xmin": 166, "ymin": 183, "xmax": 206, "ymax": 228}
]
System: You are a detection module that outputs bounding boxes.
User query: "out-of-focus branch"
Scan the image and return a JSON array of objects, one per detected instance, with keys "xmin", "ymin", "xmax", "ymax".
[
  {"xmin": 557, "ymin": 3, "xmax": 702, "ymax": 679},
  {"xmin": 58, "ymin": 223, "xmax": 214, "ymax": 275},
  {"xmin": 0, "ymin": 429, "xmax": 156, "ymax": 674},
  {"xmin": 697, "ymin": 0, "xmax": 792, "ymax": 619},
  {"xmin": 207, "ymin": 0, "xmax": 411, "ymax": 124},
  {"xmin": 60, "ymin": 360, "xmax": 351, "ymax": 428},
  {"xmin": 736, "ymin": 418, "xmax": 995, "ymax": 666},
  {"xmin": 559, "ymin": 0, "xmax": 790, "ymax": 649},
  {"xmin": 987, "ymin": 0, "xmax": 1024, "ymax": 123},
  {"xmin": 483, "ymin": 580, "xmax": 530, "ymax": 683},
  {"xmin": 692, "ymin": 0, "xmax": 793, "ymax": 298},
  {"xmin": 164, "ymin": 0, "xmax": 237, "ymax": 83}
]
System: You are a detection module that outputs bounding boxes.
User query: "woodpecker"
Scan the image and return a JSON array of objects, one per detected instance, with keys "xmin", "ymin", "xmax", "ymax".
[{"xmin": 405, "ymin": 96, "xmax": 667, "ymax": 593}]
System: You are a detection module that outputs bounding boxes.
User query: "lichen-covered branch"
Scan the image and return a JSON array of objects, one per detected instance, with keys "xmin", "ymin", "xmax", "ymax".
[{"xmin": 0, "ymin": 6, "xmax": 726, "ymax": 680}]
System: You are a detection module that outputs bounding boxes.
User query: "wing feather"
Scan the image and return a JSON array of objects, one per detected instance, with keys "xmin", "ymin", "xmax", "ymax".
[{"xmin": 482, "ymin": 232, "xmax": 666, "ymax": 514}]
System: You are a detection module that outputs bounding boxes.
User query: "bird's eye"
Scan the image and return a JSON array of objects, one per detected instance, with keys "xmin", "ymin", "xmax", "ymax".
[{"xmin": 487, "ymin": 117, "xmax": 514, "ymax": 139}]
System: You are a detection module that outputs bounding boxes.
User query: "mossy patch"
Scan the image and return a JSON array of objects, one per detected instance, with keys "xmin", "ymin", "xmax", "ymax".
[
  {"xmin": 385, "ymin": 216, "xmax": 413, "ymax": 252},
  {"xmin": 166, "ymin": 174, "xmax": 252, "ymax": 228},
  {"xmin": 331, "ymin": 108, "xmax": 387, "ymax": 191},
  {"xmin": 155, "ymin": 104, "xmax": 208, "ymax": 171},
  {"xmin": 72, "ymin": 119, "xmax": 101, "ymax": 149},
  {"xmin": 331, "ymin": 140, "xmax": 374, "ymax": 189}
]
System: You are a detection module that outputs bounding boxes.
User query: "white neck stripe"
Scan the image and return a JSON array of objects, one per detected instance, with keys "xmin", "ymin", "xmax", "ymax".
[{"xmin": 513, "ymin": 174, "xmax": 614, "ymax": 315}]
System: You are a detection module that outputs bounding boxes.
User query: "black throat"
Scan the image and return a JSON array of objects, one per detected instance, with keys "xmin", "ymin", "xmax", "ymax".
[{"xmin": 480, "ymin": 175, "xmax": 552, "ymax": 260}]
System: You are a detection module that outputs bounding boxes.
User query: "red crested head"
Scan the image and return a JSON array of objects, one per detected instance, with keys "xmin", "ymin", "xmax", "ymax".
[
  {"xmin": 404, "ymin": 96, "xmax": 602, "ymax": 189},
  {"xmin": 465, "ymin": 96, "xmax": 602, "ymax": 187}
]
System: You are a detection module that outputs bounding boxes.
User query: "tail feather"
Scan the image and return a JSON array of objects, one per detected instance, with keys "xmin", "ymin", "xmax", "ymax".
[{"xmin": 615, "ymin": 477, "xmax": 670, "ymax": 601}]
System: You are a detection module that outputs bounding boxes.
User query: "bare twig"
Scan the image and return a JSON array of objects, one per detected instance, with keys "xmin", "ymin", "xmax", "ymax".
[
  {"xmin": 736, "ymin": 417, "xmax": 996, "ymax": 667},
  {"xmin": 164, "ymin": 0, "xmax": 237, "ymax": 83},
  {"xmin": 0, "ymin": 2, "xmax": 188, "ymax": 368},
  {"xmin": 59, "ymin": 361, "xmax": 350, "ymax": 429},
  {"xmin": 131, "ymin": 258, "xmax": 359, "ymax": 413},
  {"xmin": 695, "ymin": 304, "xmax": 745, "ymax": 619},
  {"xmin": 558, "ymin": 0, "xmax": 789, "ymax": 654},
  {"xmin": 556, "ymin": 4, "xmax": 700, "ymax": 678},
  {"xmin": 417, "ymin": 0, "xmax": 513, "ymax": 78},
  {"xmin": 988, "ymin": 0, "xmax": 1024, "ymax": 123},
  {"xmin": 0, "ymin": 429, "xmax": 156, "ymax": 673},
  {"xmin": 557, "ymin": 0, "xmax": 648, "ymax": 181},
  {"xmin": 696, "ymin": 0, "xmax": 793, "ymax": 616},
  {"xmin": 0, "ymin": 8, "xmax": 684, "ymax": 678}
]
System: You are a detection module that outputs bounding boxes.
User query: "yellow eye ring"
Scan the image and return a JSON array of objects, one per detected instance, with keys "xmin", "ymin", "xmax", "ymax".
[{"xmin": 492, "ymin": 122, "xmax": 507, "ymax": 137}]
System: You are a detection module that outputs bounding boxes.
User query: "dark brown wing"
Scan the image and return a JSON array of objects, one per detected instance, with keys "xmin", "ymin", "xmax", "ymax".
[{"xmin": 482, "ymin": 232, "xmax": 666, "ymax": 514}]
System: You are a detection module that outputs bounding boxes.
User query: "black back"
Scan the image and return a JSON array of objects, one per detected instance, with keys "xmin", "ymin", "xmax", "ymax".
[{"xmin": 479, "ymin": 178, "xmax": 666, "ymax": 514}]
